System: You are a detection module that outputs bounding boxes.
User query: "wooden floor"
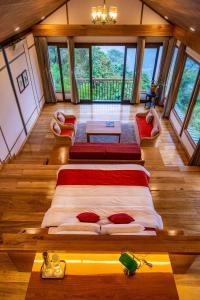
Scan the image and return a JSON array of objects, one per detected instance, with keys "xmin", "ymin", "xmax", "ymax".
[{"xmin": 0, "ymin": 102, "xmax": 200, "ymax": 299}]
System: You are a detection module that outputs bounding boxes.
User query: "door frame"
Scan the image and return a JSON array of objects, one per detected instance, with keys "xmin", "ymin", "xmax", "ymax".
[{"xmin": 48, "ymin": 42, "xmax": 163, "ymax": 103}]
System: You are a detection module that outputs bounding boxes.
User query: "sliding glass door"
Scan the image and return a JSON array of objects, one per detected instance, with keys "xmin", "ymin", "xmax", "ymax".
[
  {"xmin": 75, "ymin": 44, "xmax": 136, "ymax": 102},
  {"xmin": 141, "ymin": 44, "xmax": 163, "ymax": 93},
  {"xmin": 48, "ymin": 43, "xmax": 161, "ymax": 103},
  {"xmin": 174, "ymin": 56, "xmax": 199, "ymax": 121},
  {"xmin": 92, "ymin": 45, "xmax": 125, "ymax": 102},
  {"xmin": 123, "ymin": 47, "xmax": 136, "ymax": 101},
  {"xmin": 187, "ymin": 90, "xmax": 200, "ymax": 144},
  {"xmin": 75, "ymin": 47, "xmax": 91, "ymax": 100},
  {"xmin": 170, "ymin": 54, "xmax": 200, "ymax": 154},
  {"xmin": 48, "ymin": 44, "xmax": 71, "ymax": 101}
]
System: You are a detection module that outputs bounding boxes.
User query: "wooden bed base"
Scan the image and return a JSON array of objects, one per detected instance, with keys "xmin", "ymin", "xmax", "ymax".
[{"xmin": 68, "ymin": 159, "xmax": 145, "ymax": 165}]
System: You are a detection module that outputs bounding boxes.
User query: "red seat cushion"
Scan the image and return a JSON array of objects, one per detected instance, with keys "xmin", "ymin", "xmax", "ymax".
[
  {"xmin": 65, "ymin": 116, "xmax": 76, "ymax": 125},
  {"xmin": 77, "ymin": 212, "xmax": 100, "ymax": 223},
  {"xmin": 108, "ymin": 213, "xmax": 134, "ymax": 224},
  {"xmin": 69, "ymin": 143, "xmax": 106, "ymax": 159},
  {"xmin": 69, "ymin": 143, "xmax": 141, "ymax": 160},
  {"xmin": 60, "ymin": 129, "xmax": 74, "ymax": 137},
  {"xmin": 105, "ymin": 144, "xmax": 141, "ymax": 160},
  {"xmin": 136, "ymin": 115, "xmax": 153, "ymax": 138}
]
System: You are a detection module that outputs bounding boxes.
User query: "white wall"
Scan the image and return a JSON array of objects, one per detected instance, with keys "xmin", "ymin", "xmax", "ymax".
[
  {"xmin": 0, "ymin": 33, "xmax": 44, "ymax": 162},
  {"xmin": 43, "ymin": 1, "xmax": 168, "ymax": 26},
  {"xmin": 142, "ymin": 5, "xmax": 168, "ymax": 24}
]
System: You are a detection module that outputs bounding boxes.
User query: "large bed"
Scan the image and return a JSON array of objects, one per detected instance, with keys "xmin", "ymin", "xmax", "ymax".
[{"xmin": 41, "ymin": 164, "xmax": 163, "ymax": 235}]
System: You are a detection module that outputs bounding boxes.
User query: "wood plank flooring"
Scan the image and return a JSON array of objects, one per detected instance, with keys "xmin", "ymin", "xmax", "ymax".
[{"xmin": 0, "ymin": 103, "xmax": 200, "ymax": 299}]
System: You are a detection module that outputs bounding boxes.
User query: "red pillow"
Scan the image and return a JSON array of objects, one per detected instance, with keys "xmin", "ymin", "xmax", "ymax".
[
  {"xmin": 108, "ymin": 213, "xmax": 134, "ymax": 224},
  {"xmin": 77, "ymin": 212, "xmax": 100, "ymax": 223}
]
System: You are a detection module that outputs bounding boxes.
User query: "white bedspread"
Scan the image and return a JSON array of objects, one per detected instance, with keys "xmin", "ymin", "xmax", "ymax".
[{"xmin": 41, "ymin": 164, "xmax": 163, "ymax": 231}]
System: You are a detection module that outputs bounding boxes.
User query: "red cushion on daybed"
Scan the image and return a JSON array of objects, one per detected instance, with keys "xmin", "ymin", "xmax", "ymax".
[
  {"xmin": 60, "ymin": 129, "xmax": 74, "ymax": 137},
  {"xmin": 77, "ymin": 212, "xmax": 100, "ymax": 223},
  {"xmin": 108, "ymin": 213, "xmax": 134, "ymax": 224},
  {"xmin": 65, "ymin": 116, "xmax": 76, "ymax": 124},
  {"xmin": 69, "ymin": 143, "xmax": 141, "ymax": 160},
  {"xmin": 106, "ymin": 144, "xmax": 141, "ymax": 160},
  {"xmin": 136, "ymin": 115, "xmax": 153, "ymax": 138},
  {"xmin": 69, "ymin": 143, "xmax": 106, "ymax": 159}
]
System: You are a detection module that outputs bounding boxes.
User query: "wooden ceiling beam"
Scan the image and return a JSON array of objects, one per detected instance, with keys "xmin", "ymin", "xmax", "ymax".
[
  {"xmin": 173, "ymin": 25, "xmax": 200, "ymax": 54},
  {"xmin": 32, "ymin": 24, "xmax": 174, "ymax": 37}
]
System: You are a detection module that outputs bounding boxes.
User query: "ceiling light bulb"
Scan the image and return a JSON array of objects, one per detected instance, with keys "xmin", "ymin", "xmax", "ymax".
[
  {"xmin": 164, "ymin": 16, "xmax": 168, "ymax": 20},
  {"xmin": 190, "ymin": 27, "xmax": 195, "ymax": 32},
  {"xmin": 41, "ymin": 16, "xmax": 45, "ymax": 20},
  {"xmin": 14, "ymin": 27, "xmax": 20, "ymax": 32}
]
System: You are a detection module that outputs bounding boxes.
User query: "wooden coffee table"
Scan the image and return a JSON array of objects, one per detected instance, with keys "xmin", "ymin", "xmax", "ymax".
[{"xmin": 86, "ymin": 121, "xmax": 121, "ymax": 143}]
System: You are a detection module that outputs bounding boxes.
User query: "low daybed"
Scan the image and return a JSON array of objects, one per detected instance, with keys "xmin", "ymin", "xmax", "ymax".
[{"xmin": 68, "ymin": 143, "xmax": 144, "ymax": 164}]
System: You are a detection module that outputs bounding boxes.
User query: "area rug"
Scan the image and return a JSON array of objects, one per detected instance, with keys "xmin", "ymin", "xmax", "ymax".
[{"xmin": 75, "ymin": 122, "xmax": 137, "ymax": 143}]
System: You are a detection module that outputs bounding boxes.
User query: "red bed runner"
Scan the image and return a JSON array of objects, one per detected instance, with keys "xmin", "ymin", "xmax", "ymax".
[{"xmin": 57, "ymin": 169, "xmax": 149, "ymax": 187}]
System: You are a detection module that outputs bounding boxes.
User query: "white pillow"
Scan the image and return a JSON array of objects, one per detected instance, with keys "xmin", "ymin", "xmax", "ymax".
[
  {"xmin": 111, "ymin": 231, "xmax": 156, "ymax": 236},
  {"xmin": 49, "ymin": 229, "xmax": 98, "ymax": 235},
  {"xmin": 101, "ymin": 223, "xmax": 145, "ymax": 235},
  {"xmin": 49, "ymin": 222, "xmax": 101, "ymax": 234},
  {"xmin": 53, "ymin": 123, "xmax": 61, "ymax": 135},
  {"xmin": 146, "ymin": 112, "xmax": 154, "ymax": 124},
  {"xmin": 57, "ymin": 112, "xmax": 65, "ymax": 123}
]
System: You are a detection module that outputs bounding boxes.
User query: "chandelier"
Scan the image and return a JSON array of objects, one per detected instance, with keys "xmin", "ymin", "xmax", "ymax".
[{"xmin": 91, "ymin": 0, "xmax": 118, "ymax": 24}]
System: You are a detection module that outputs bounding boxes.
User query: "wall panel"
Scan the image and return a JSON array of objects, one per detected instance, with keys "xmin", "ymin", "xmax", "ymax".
[
  {"xmin": 0, "ymin": 130, "xmax": 9, "ymax": 161},
  {"xmin": 0, "ymin": 67, "xmax": 24, "ymax": 150},
  {"xmin": 0, "ymin": 33, "xmax": 44, "ymax": 162},
  {"xmin": 9, "ymin": 53, "xmax": 38, "ymax": 126},
  {"xmin": 28, "ymin": 45, "xmax": 44, "ymax": 103}
]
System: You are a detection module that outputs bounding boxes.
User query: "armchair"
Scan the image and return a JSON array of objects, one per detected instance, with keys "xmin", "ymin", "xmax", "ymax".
[{"xmin": 50, "ymin": 119, "xmax": 75, "ymax": 145}]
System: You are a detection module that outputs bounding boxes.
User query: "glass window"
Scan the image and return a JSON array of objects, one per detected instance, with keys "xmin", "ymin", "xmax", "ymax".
[
  {"xmin": 174, "ymin": 56, "xmax": 199, "ymax": 121},
  {"xmin": 75, "ymin": 48, "xmax": 90, "ymax": 100},
  {"xmin": 154, "ymin": 46, "xmax": 163, "ymax": 82},
  {"xmin": 48, "ymin": 46, "xmax": 61, "ymax": 92},
  {"xmin": 187, "ymin": 90, "xmax": 200, "ymax": 144},
  {"xmin": 141, "ymin": 46, "xmax": 163, "ymax": 91},
  {"xmin": 60, "ymin": 48, "xmax": 71, "ymax": 94},
  {"xmin": 123, "ymin": 47, "xmax": 136, "ymax": 101},
  {"xmin": 92, "ymin": 45, "xmax": 125, "ymax": 101},
  {"xmin": 165, "ymin": 47, "xmax": 178, "ymax": 97}
]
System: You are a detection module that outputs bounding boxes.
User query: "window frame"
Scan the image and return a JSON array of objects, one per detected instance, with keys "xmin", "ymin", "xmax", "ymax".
[{"xmin": 172, "ymin": 54, "xmax": 200, "ymax": 126}]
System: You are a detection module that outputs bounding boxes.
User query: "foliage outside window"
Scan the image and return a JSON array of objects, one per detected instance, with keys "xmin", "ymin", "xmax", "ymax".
[
  {"xmin": 92, "ymin": 45, "xmax": 125, "ymax": 101},
  {"xmin": 174, "ymin": 56, "xmax": 199, "ymax": 121},
  {"xmin": 60, "ymin": 48, "xmax": 71, "ymax": 93},
  {"xmin": 124, "ymin": 48, "xmax": 136, "ymax": 100},
  {"xmin": 75, "ymin": 48, "xmax": 90, "ymax": 100},
  {"xmin": 48, "ymin": 46, "xmax": 61, "ymax": 92},
  {"xmin": 187, "ymin": 90, "xmax": 200, "ymax": 144}
]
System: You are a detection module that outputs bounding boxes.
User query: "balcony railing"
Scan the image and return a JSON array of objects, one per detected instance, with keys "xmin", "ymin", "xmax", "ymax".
[{"xmin": 76, "ymin": 78, "xmax": 134, "ymax": 101}]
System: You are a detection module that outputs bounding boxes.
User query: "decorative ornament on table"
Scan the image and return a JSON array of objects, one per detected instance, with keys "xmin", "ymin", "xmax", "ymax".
[
  {"xmin": 41, "ymin": 251, "xmax": 66, "ymax": 279},
  {"xmin": 119, "ymin": 252, "xmax": 153, "ymax": 276}
]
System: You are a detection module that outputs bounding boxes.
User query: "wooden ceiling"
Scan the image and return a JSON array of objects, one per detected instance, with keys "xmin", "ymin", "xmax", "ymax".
[
  {"xmin": 143, "ymin": 0, "xmax": 200, "ymax": 34},
  {"xmin": 0, "ymin": 0, "xmax": 200, "ymax": 45},
  {"xmin": 0, "ymin": 0, "xmax": 66, "ymax": 44}
]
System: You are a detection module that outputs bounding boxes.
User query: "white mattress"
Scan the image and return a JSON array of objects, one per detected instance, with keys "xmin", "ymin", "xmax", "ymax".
[{"xmin": 41, "ymin": 164, "xmax": 163, "ymax": 232}]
